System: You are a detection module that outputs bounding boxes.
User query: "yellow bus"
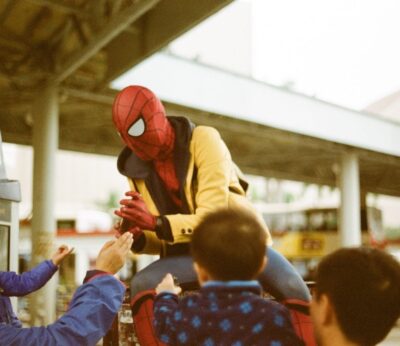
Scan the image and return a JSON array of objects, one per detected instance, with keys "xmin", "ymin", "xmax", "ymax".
[{"xmin": 258, "ymin": 204, "xmax": 383, "ymax": 263}]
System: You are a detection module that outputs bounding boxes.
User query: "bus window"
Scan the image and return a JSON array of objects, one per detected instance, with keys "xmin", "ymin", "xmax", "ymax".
[
  {"xmin": 263, "ymin": 211, "xmax": 307, "ymax": 233},
  {"xmin": 263, "ymin": 213, "xmax": 287, "ymax": 234},
  {"xmin": 289, "ymin": 212, "xmax": 307, "ymax": 231},
  {"xmin": 309, "ymin": 212, "xmax": 325, "ymax": 231},
  {"xmin": 325, "ymin": 210, "xmax": 337, "ymax": 231},
  {"xmin": 367, "ymin": 207, "xmax": 384, "ymax": 241},
  {"xmin": 360, "ymin": 209, "xmax": 368, "ymax": 232}
]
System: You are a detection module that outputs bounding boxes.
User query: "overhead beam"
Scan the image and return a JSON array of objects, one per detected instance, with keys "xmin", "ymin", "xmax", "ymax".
[
  {"xmin": 24, "ymin": 6, "xmax": 51, "ymax": 39},
  {"xmin": 242, "ymin": 166, "xmax": 336, "ymax": 187},
  {"xmin": 51, "ymin": 0, "xmax": 161, "ymax": 84},
  {"xmin": 103, "ymin": 0, "xmax": 233, "ymax": 85},
  {"xmin": 145, "ymin": 0, "xmax": 233, "ymax": 50},
  {"xmin": 26, "ymin": 0, "xmax": 88, "ymax": 17},
  {"xmin": 2, "ymin": 109, "xmax": 400, "ymax": 197},
  {"xmin": 235, "ymin": 152, "xmax": 336, "ymax": 166},
  {"xmin": 0, "ymin": 0, "xmax": 15, "ymax": 26},
  {"xmin": 116, "ymin": 53, "xmax": 400, "ymax": 158},
  {"xmin": 0, "ymin": 27, "xmax": 33, "ymax": 50},
  {"xmin": 111, "ymin": 0, "xmax": 123, "ymax": 16},
  {"xmin": 0, "ymin": 65, "xmax": 49, "ymax": 85},
  {"xmin": 61, "ymin": 87, "xmax": 115, "ymax": 105}
]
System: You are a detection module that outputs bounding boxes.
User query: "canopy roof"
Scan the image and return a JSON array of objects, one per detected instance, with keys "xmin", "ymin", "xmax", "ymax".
[{"xmin": 1, "ymin": 0, "xmax": 400, "ymax": 197}]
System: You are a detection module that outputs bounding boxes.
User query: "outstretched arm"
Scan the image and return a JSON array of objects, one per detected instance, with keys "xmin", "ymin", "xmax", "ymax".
[
  {"xmin": 0, "ymin": 261, "xmax": 57, "ymax": 297},
  {"xmin": 0, "ymin": 275, "xmax": 125, "ymax": 346},
  {"xmin": 0, "ymin": 245, "xmax": 72, "ymax": 297},
  {"xmin": 0, "ymin": 233, "xmax": 133, "ymax": 346}
]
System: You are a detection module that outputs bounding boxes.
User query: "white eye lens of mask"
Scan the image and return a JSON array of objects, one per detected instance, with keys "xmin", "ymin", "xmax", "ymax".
[{"xmin": 128, "ymin": 117, "xmax": 145, "ymax": 137}]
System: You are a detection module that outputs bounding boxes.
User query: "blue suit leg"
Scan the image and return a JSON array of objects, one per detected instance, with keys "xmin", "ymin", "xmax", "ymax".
[
  {"xmin": 130, "ymin": 256, "xmax": 196, "ymax": 297},
  {"xmin": 258, "ymin": 247, "xmax": 311, "ymax": 301},
  {"xmin": 131, "ymin": 249, "xmax": 310, "ymax": 302}
]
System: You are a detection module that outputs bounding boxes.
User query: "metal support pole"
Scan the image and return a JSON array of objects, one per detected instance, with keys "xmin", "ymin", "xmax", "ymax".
[
  {"xmin": 339, "ymin": 152, "xmax": 361, "ymax": 246},
  {"xmin": 30, "ymin": 82, "xmax": 59, "ymax": 325}
]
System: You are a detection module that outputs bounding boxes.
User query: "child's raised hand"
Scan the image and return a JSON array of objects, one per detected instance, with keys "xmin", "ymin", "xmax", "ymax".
[
  {"xmin": 95, "ymin": 232, "xmax": 133, "ymax": 274},
  {"xmin": 51, "ymin": 245, "xmax": 74, "ymax": 266},
  {"xmin": 156, "ymin": 273, "xmax": 182, "ymax": 295}
]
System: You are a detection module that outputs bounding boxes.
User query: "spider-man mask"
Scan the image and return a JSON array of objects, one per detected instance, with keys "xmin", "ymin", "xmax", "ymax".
[{"xmin": 112, "ymin": 85, "xmax": 175, "ymax": 161}]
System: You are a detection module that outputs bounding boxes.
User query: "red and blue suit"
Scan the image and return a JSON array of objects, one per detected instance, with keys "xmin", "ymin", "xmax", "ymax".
[
  {"xmin": 112, "ymin": 85, "xmax": 309, "ymax": 303},
  {"xmin": 112, "ymin": 86, "xmax": 312, "ymax": 345}
]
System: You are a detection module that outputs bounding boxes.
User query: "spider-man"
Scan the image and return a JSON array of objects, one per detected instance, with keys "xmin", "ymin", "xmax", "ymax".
[{"xmin": 113, "ymin": 85, "xmax": 310, "ymax": 344}]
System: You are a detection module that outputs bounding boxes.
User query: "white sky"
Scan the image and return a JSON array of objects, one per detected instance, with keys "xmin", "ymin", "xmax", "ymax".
[
  {"xmin": 250, "ymin": 0, "xmax": 400, "ymax": 110},
  {"xmin": 165, "ymin": 0, "xmax": 400, "ymax": 112}
]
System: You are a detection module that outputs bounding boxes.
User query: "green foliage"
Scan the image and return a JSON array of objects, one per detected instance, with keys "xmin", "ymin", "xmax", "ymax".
[
  {"xmin": 96, "ymin": 191, "xmax": 120, "ymax": 211},
  {"xmin": 283, "ymin": 192, "xmax": 294, "ymax": 203},
  {"xmin": 385, "ymin": 227, "xmax": 400, "ymax": 240}
]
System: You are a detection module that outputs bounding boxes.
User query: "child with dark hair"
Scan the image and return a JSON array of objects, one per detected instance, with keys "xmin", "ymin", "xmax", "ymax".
[
  {"xmin": 153, "ymin": 208, "xmax": 303, "ymax": 345},
  {"xmin": 310, "ymin": 247, "xmax": 400, "ymax": 346}
]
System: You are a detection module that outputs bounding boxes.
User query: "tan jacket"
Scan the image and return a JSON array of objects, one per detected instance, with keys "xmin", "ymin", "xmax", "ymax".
[{"xmin": 127, "ymin": 125, "xmax": 271, "ymax": 254}]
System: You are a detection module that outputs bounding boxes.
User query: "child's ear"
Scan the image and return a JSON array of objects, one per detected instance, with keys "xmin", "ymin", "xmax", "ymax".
[
  {"xmin": 193, "ymin": 262, "xmax": 209, "ymax": 284},
  {"xmin": 321, "ymin": 294, "xmax": 335, "ymax": 326},
  {"xmin": 193, "ymin": 262, "xmax": 200, "ymax": 274},
  {"xmin": 257, "ymin": 256, "xmax": 268, "ymax": 274}
]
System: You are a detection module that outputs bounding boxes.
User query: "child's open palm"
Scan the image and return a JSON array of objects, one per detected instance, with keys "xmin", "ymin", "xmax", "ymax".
[{"xmin": 51, "ymin": 245, "xmax": 73, "ymax": 266}]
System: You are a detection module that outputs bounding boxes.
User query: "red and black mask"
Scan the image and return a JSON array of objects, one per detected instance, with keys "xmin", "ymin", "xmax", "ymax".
[{"xmin": 112, "ymin": 85, "xmax": 175, "ymax": 161}]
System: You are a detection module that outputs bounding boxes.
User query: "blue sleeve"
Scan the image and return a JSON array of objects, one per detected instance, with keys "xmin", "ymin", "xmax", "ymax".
[
  {"xmin": 0, "ymin": 274, "xmax": 125, "ymax": 346},
  {"xmin": 153, "ymin": 293, "xmax": 180, "ymax": 344},
  {"xmin": 0, "ymin": 261, "xmax": 58, "ymax": 297}
]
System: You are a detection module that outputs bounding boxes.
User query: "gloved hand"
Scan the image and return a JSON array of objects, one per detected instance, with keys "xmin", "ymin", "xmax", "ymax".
[
  {"xmin": 114, "ymin": 191, "xmax": 156, "ymax": 231},
  {"xmin": 114, "ymin": 221, "xmax": 144, "ymax": 240}
]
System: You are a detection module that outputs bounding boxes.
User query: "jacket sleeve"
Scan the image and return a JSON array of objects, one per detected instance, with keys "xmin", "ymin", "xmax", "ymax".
[
  {"xmin": 0, "ymin": 274, "xmax": 125, "ymax": 346},
  {"xmin": 0, "ymin": 260, "xmax": 58, "ymax": 297}
]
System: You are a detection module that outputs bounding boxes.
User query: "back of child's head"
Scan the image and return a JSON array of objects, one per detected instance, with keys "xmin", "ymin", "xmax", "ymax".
[{"xmin": 191, "ymin": 208, "xmax": 267, "ymax": 281}]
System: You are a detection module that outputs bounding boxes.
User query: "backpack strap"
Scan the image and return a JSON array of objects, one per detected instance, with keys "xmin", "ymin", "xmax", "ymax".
[
  {"xmin": 130, "ymin": 289, "xmax": 167, "ymax": 346},
  {"xmin": 282, "ymin": 299, "xmax": 318, "ymax": 346}
]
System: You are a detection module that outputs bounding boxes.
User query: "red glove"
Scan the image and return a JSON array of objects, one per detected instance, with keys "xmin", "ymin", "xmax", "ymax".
[
  {"xmin": 114, "ymin": 221, "xmax": 144, "ymax": 240},
  {"xmin": 114, "ymin": 191, "xmax": 156, "ymax": 231}
]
